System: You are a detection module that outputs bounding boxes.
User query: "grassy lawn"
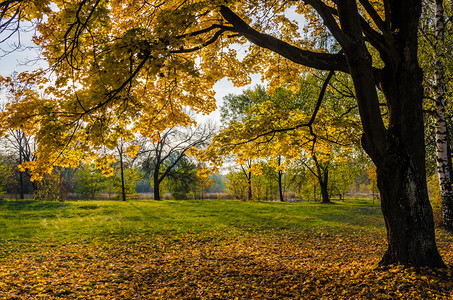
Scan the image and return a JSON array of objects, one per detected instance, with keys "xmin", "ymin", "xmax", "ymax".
[{"xmin": 0, "ymin": 198, "xmax": 452, "ymax": 299}]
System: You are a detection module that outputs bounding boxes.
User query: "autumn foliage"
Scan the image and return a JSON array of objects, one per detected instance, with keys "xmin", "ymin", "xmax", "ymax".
[{"xmin": 0, "ymin": 199, "xmax": 452, "ymax": 299}]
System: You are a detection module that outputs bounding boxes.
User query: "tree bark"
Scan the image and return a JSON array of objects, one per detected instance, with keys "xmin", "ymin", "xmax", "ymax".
[
  {"xmin": 278, "ymin": 170, "xmax": 284, "ymax": 202},
  {"xmin": 119, "ymin": 151, "xmax": 126, "ymax": 202},
  {"xmin": 247, "ymin": 172, "xmax": 252, "ymax": 201},
  {"xmin": 312, "ymin": 155, "xmax": 330, "ymax": 203},
  {"xmin": 319, "ymin": 170, "xmax": 330, "ymax": 204},
  {"xmin": 278, "ymin": 156, "xmax": 284, "ymax": 202},
  {"xmin": 153, "ymin": 167, "xmax": 161, "ymax": 200},
  {"xmin": 18, "ymin": 135, "xmax": 24, "ymax": 199},
  {"xmin": 339, "ymin": 0, "xmax": 444, "ymax": 267},
  {"xmin": 434, "ymin": 0, "xmax": 453, "ymax": 230},
  {"xmin": 220, "ymin": 1, "xmax": 445, "ymax": 267}
]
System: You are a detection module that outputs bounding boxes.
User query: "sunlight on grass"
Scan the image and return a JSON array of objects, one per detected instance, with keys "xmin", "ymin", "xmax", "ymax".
[
  {"xmin": 0, "ymin": 199, "xmax": 451, "ymax": 299},
  {"xmin": 0, "ymin": 198, "xmax": 384, "ymax": 242}
]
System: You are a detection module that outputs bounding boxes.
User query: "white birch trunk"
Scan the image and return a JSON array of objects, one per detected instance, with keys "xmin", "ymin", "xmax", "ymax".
[{"xmin": 434, "ymin": 0, "xmax": 453, "ymax": 229}]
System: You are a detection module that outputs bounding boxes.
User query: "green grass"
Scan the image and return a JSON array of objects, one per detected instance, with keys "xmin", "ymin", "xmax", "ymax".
[
  {"xmin": 0, "ymin": 198, "xmax": 384, "ymax": 244},
  {"xmin": 2, "ymin": 198, "xmax": 453, "ymax": 299}
]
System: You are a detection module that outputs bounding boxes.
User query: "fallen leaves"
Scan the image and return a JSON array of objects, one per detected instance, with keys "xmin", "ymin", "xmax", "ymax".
[{"xmin": 0, "ymin": 229, "xmax": 452, "ymax": 299}]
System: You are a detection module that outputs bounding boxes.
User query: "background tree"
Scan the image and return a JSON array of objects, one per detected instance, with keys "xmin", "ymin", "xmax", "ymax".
[
  {"xmin": 165, "ymin": 157, "xmax": 197, "ymax": 200},
  {"xmin": 329, "ymin": 160, "xmax": 361, "ymax": 201},
  {"xmin": 0, "ymin": 157, "xmax": 14, "ymax": 198},
  {"xmin": 225, "ymin": 168, "xmax": 250, "ymax": 201},
  {"xmin": 140, "ymin": 122, "xmax": 215, "ymax": 200},
  {"xmin": 112, "ymin": 167, "xmax": 140, "ymax": 200},
  {"xmin": 203, "ymin": 173, "xmax": 226, "ymax": 195},
  {"xmin": 209, "ymin": 74, "xmax": 360, "ymax": 204},
  {"xmin": 287, "ymin": 158, "xmax": 319, "ymax": 201},
  {"xmin": 0, "ymin": 72, "xmax": 39, "ymax": 198},
  {"xmin": 193, "ymin": 163, "xmax": 214, "ymax": 200},
  {"xmin": 252, "ymin": 161, "xmax": 283, "ymax": 201},
  {"xmin": 34, "ymin": 171, "xmax": 63, "ymax": 201},
  {"xmin": 419, "ymin": 0, "xmax": 453, "ymax": 230},
  {"xmin": 114, "ymin": 139, "xmax": 139, "ymax": 201},
  {"xmin": 74, "ymin": 164, "xmax": 107, "ymax": 199},
  {"xmin": 219, "ymin": 87, "xmax": 272, "ymax": 201},
  {"xmin": 5, "ymin": 130, "xmax": 36, "ymax": 198}
]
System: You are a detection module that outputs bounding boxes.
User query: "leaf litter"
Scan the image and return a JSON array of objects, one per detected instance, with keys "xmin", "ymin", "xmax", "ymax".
[{"xmin": 0, "ymin": 228, "xmax": 452, "ymax": 299}]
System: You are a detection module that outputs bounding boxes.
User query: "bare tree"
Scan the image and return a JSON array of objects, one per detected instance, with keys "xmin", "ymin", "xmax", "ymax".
[{"xmin": 139, "ymin": 121, "xmax": 216, "ymax": 200}]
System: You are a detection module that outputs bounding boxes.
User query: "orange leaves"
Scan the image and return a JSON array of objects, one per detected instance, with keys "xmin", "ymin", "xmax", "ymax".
[
  {"xmin": 0, "ymin": 230, "xmax": 452, "ymax": 299},
  {"xmin": 0, "ymin": 199, "xmax": 452, "ymax": 298},
  {"xmin": 125, "ymin": 144, "xmax": 139, "ymax": 158}
]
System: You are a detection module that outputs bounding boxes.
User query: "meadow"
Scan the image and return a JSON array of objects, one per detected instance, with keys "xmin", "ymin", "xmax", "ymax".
[{"xmin": 0, "ymin": 198, "xmax": 452, "ymax": 299}]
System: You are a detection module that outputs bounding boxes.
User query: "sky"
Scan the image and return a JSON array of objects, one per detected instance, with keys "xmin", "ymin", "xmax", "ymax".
[{"xmin": 201, "ymin": 74, "xmax": 262, "ymax": 124}]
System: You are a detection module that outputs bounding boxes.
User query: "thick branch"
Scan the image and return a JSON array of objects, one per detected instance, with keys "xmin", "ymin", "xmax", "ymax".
[
  {"xmin": 360, "ymin": 17, "xmax": 387, "ymax": 53},
  {"xmin": 358, "ymin": 0, "xmax": 388, "ymax": 33},
  {"xmin": 220, "ymin": 6, "xmax": 349, "ymax": 73},
  {"xmin": 303, "ymin": 0, "xmax": 348, "ymax": 46},
  {"xmin": 171, "ymin": 27, "xmax": 229, "ymax": 54}
]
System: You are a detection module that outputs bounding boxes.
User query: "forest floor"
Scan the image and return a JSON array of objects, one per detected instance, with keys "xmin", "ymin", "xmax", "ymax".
[{"xmin": 0, "ymin": 199, "xmax": 452, "ymax": 299}]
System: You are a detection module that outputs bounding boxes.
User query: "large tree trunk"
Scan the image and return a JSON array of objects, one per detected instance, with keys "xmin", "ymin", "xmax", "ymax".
[
  {"xmin": 377, "ymin": 153, "xmax": 443, "ymax": 266},
  {"xmin": 434, "ymin": 0, "xmax": 453, "ymax": 230},
  {"xmin": 367, "ymin": 42, "xmax": 444, "ymax": 267},
  {"xmin": 220, "ymin": 0, "xmax": 444, "ymax": 267},
  {"xmin": 338, "ymin": 1, "xmax": 444, "ymax": 267}
]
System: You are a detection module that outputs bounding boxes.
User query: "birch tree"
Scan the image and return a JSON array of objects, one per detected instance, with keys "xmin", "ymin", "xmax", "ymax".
[{"xmin": 433, "ymin": 0, "xmax": 453, "ymax": 230}]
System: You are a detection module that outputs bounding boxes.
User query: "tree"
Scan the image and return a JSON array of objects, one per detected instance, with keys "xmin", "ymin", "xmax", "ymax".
[
  {"xmin": 209, "ymin": 76, "xmax": 360, "ymax": 203},
  {"xmin": 0, "ymin": 72, "xmax": 39, "ymax": 198},
  {"xmin": 204, "ymin": 173, "xmax": 225, "ymax": 194},
  {"xmin": 225, "ymin": 168, "xmax": 250, "ymax": 201},
  {"xmin": 419, "ymin": 0, "xmax": 453, "ymax": 230},
  {"xmin": 254, "ymin": 161, "xmax": 283, "ymax": 201},
  {"xmin": 112, "ymin": 167, "xmax": 141, "ymax": 200},
  {"xmin": 34, "ymin": 171, "xmax": 63, "ymax": 201},
  {"xmin": 140, "ymin": 123, "xmax": 215, "ymax": 200},
  {"xmin": 310, "ymin": 154, "xmax": 330, "ymax": 203},
  {"xmin": 113, "ymin": 139, "xmax": 140, "ymax": 201},
  {"xmin": 193, "ymin": 163, "xmax": 214, "ymax": 200},
  {"xmin": 432, "ymin": 0, "xmax": 453, "ymax": 230},
  {"xmin": 216, "ymin": 86, "xmax": 290, "ymax": 201},
  {"xmin": 0, "ymin": 0, "xmax": 444, "ymax": 267},
  {"xmin": 5, "ymin": 130, "xmax": 36, "ymax": 198},
  {"xmin": 164, "ymin": 156, "xmax": 197, "ymax": 200},
  {"xmin": 0, "ymin": 158, "xmax": 14, "ymax": 198},
  {"xmin": 74, "ymin": 164, "xmax": 107, "ymax": 199},
  {"xmin": 329, "ymin": 161, "xmax": 361, "ymax": 201},
  {"xmin": 216, "ymin": 1, "xmax": 445, "ymax": 267},
  {"xmin": 219, "ymin": 87, "xmax": 271, "ymax": 201}
]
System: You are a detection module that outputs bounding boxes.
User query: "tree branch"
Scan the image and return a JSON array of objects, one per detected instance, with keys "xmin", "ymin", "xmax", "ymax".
[
  {"xmin": 234, "ymin": 71, "xmax": 334, "ymax": 149},
  {"xmin": 303, "ymin": 0, "xmax": 348, "ymax": 46},
  {"xmin": 219, "ymin": 6, "xmax": 349, "ymax": 73},
  {"xmin": 358, "ymin": 0, "xmax": 388, "ymax": 33}
]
